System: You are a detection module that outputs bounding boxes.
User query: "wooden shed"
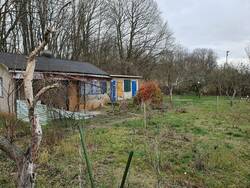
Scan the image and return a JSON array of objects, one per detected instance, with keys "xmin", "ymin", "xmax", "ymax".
[{"xmin": 0, "ymin": 52, "xmax": 111, "ymax": 112}]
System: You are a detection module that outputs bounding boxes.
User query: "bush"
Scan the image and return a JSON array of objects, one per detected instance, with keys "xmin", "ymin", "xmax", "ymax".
[
  {"xmin": 0, "ymin": 112, "xmax": 17, "ymax": 141},
  {"xmin": 0, "ymin": 112, "xmax": 29, "ymax": 140},
  {"xmin": 0, "ymin": 112, "xmax": 16, "ymax": 124},
  {"xmin": 134, "ymin": 81, "xmax": 163, "ymax": 107}
]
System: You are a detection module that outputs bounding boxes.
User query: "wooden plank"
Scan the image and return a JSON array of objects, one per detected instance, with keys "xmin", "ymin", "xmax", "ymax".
[{"xmin": 68, "ymin": 81, "xmax": 79, "ymax": 111}]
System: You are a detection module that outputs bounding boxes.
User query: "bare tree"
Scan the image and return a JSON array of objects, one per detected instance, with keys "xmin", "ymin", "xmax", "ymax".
[
  {"xmin": 0, "ymin": 0, "xmax": 25, "ymax": 52},
  {"xmin": 221, "ymin": 63, "xmax": 244, "ymax": 106},
  {"xmin": 105, "ymin": 0, "xmax": 172, "ymax": 75},
  {"xmin": 156, "ymin": 46, "xmax": 186, "ymax": 106},
  {"xmin": 0, "ymin": 28, "xmax": 60, "ymax": 188},
  {"xmin": 1, "ymin": 0, "xmax": 173, "ymax": 78},
  {"xmin": 184, "ymin": 48, "xmax": 217, "ymax": 96}
]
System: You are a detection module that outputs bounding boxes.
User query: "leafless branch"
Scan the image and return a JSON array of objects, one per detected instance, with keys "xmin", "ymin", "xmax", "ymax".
[
  {"xmin": 0, "ymin": 136, "xmax": 23, "ymax": 162},
  {"xmin": 34, "ymin": 83, "xmax": 60, "ymax": 103}
]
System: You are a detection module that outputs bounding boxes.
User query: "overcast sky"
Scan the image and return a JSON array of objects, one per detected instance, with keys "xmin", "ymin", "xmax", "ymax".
[{"xmin": 156, "ymin": 0, "xmax": 250, "ymax": 63}]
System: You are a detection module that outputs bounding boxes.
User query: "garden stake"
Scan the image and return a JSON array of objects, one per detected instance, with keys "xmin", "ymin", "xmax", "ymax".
[
  {"xmin": 79, "ymin": 126, "xmax": 95, "ymax": 188},
  {"xmin": 143, "ymin": 102, "xmax": 147, "ymax": 129},
  {"xmin": 120, "ymin": 151, "xmax": 134, "ymax": 188}
]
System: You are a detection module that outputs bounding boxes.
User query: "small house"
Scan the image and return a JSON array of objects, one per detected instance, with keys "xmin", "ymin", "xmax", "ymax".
[
  {"xmin": 110, "ymin": 75, "xmax": 142, "ymax": 102},
  {"xmin": 0, "ymin": 52, "xmax": 111, "ymax": 113}
]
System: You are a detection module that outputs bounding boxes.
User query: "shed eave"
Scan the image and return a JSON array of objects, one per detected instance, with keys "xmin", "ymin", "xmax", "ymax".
[
  {"xmin": 9, "ymin": 70, "xmax": 111, "ymax": 79},
  {"xmin": 110, "ymin": 74, "xmax": 143, "ymax": 79}
]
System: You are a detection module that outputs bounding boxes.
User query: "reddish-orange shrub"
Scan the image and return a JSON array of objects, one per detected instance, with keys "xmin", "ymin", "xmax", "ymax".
[{"xmin": 134, "ymin": 81, "xmax": 163, "ymax": 107}]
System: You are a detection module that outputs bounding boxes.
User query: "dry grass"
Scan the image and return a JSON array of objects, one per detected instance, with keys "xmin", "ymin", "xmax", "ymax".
[{"xmin": 0, "ymin": 96, "xmax": 249, "ymax": 187}]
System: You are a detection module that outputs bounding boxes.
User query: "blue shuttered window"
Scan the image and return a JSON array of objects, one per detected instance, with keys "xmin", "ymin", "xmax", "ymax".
[
  {"xmin": 101, "ymin": 81, "xmax": 107, "ymax": 94},
  {"xmin": 80, "ymin": 80, "xmax": 107, "ymax": 95}
]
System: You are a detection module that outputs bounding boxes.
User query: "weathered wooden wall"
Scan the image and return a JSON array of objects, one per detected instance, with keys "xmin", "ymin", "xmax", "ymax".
[
  {"xmin": 68, "ymin": 81, "xmax": 79, "ymax": 111},
  {"xmin": 68, "ymin": 79, "xmax": 111, "ymax": 111}
]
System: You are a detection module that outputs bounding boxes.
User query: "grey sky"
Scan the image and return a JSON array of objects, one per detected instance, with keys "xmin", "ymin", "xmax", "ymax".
[{"xmin": 156, "ymin": 0, "xmax": 250, "ymax": 63}]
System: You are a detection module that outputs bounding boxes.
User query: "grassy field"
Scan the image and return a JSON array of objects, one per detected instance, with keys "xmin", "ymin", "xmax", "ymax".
[{"xmin": 0, "ymin": 96, "xmax": 250, "ymax": 187}]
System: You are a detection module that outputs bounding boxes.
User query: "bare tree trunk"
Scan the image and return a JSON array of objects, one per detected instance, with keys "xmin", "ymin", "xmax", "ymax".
[
  {"xmin": 230, "ymin": 89, "xmax": 237, "ymax": 107},
  {"xmin": 16, "ymin": 28, "xmax": 52, "ymax": 188},
  {"xmin": 219, "ymin": 85, "xmax": 222, "ymax": 96},
  {"xmin": 17, "ymin": 116, "xmax": 42, "ymax": 188},
  {"xmin": 0, "ymin": 1, "xmax": 74, "ymax": 185},
  {"xmin": 169, "ymin": 86, "xmax": 173, "ymax": 108}
]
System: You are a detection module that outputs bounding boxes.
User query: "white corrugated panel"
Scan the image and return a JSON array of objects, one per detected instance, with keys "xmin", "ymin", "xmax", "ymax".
[{"xmin": 16, "ymin": 100, "xmax": 98, "ymax": 125}]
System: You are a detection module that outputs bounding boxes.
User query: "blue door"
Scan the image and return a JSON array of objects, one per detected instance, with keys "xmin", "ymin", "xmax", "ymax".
[
  {"xmin": 111, "ymin": 80, "xmax": 116, "ymax": 102},
  {"xmin": 132, "ymin": 80, "xmax": 137, "ymax": 97}
]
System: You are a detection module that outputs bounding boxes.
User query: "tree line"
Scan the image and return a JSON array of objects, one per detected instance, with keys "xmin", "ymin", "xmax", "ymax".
[
  {"xmin": 0, "ymin": 0, "xmax": 250, "ymax": 96},
  {"xmin": 154, "ymin": 47, "xmax": 250, "ymax": 99},
  {"xmin": 0, "ymin": 0, "xmax": 172, "ymax": 75}
]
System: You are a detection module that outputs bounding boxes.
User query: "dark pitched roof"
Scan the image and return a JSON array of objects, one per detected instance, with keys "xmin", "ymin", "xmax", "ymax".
[{"xmin": 0, "ymin": 52, "xmax": 109, "ymax": 76}]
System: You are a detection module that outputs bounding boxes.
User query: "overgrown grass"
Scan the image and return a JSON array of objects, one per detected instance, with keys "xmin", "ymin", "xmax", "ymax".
[{"xmin": 0, "ymin": 96, "xmax": 249, "ymax": 187}]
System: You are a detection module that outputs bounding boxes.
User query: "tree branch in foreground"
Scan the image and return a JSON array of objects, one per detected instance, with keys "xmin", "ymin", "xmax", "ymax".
[{"xmin": 0, "ymin": 136, "xmax": 23, "ymax": 162}]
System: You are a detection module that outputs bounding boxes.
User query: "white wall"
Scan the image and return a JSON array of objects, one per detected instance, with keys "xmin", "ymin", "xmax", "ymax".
[
  {"xmin": 113, "ymin": 78, "xmax": 139, "ymax": 101},
  {"xmin": 123, "ymin": 85, "xmax": 132, "ymax": 100},
  {"xmin": 0, "ymin": 64, "xmax": 15, "ymax": 113}
]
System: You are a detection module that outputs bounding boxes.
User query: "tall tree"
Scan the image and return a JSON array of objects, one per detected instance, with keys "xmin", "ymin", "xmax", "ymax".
[
  {"xmin": 105, "ymin": 0, "xmax": 173, "ymax": 75},
  {"xmin": 156, "ymin": 46, "xmax": 187, "ymax": 105},
  {"xmin": 185, "ymin": 48, "xmax": 217, "ymax": 96}
]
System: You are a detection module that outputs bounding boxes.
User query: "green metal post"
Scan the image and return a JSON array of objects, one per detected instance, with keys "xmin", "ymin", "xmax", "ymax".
[
  {"xmin": 120, "ymin": 151, "xmax": 134, "ymax": 188},
  {"xmin": 79, "ymin": 126, "xmax": 95, "ymax": 188}
]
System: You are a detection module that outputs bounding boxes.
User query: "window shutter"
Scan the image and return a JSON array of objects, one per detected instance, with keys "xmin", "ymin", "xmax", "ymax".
[
  {"xmin": 124, "ymin": 80, "xmax": 131, "ymax": 92},
  {"xmin": 91, "ymin": 80, "xmax": 99, "ymax": 94},
  {"xmin": 101, "ymin": 81, "xmax": 107, "ymax": 94},
  {"xmin": 80, "ymin": 82, "xmax": 85, "ymax": 96},
  {"xmin": 85, "ymin": 82, "xmax": 92, "ymax": 95}
]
